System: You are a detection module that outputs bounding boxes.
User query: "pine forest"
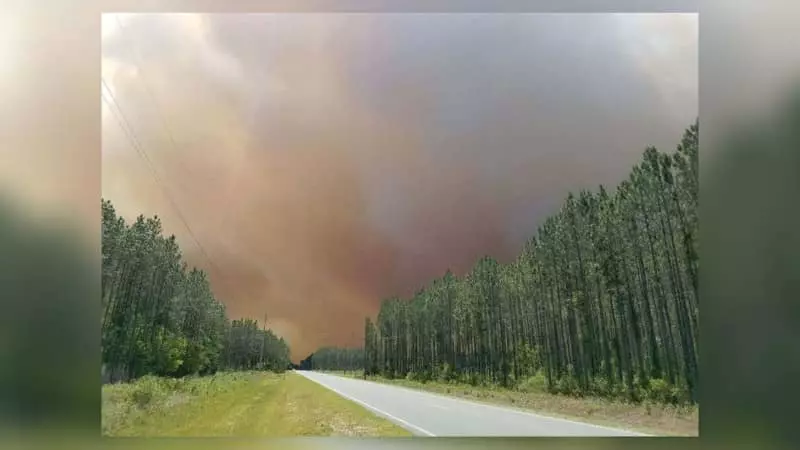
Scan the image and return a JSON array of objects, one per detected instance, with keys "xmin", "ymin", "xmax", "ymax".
[
  {"xmin": 309, "ymin": 121, "xmax": 699, "ymax": 405},
  {"xmin": 101, "ymin": 200, "xmax": 291, "ymax": 382}
]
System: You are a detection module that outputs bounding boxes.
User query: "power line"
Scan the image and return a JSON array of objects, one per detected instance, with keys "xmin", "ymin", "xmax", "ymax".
[
  {"xmin": 101, "ymin": 78, "xmax": 226, "ymax": 285},
  {"xmin": 114, "ymin": 15, "xmax": 186, "ymax": 172},
  {"xmin": 110, "ymin": 15, "xmax": 240, "ymax": 298},
  {"xmin": 114, "ymin": 15, "xmax": 241, "ymax": 243}
]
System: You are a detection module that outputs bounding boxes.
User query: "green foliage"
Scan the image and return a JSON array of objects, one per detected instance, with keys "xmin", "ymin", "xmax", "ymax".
[
  {"xmin": 127, "ymin": 375, "xmax": 167, "ymax": 408},
  {"xmin": 151, "ymin": 330, "xmax": 187, "ymax": 375},
  {"xmin": 342, "ymin": 121, "xmax": 699, "ymax": 406},
  {"xmin": 438, "ymin": 363, "xmax": 455, "ymax": 382},
  {"xmin": 588, "ymin": 376, "xmax": 611, "ymax": 398},
  {"xmin": 515, "ymin": 344, "xmax": 541, "ymax": 375},
  {"xmin": 554, "ymin": 374, "xmax": 582, "ymax": 397},
  {"xmin": 517, "ymin": 370, "xmax": 548, "ymax": 393},
  {"xmin": 643, "ymin": 378, "xmax": 686, "ymax": 405},
  {"xmin": 103, "ymin": 370, "xmax": 258, "ymax": 432},
  {"xmin": 103, "ymin": 371, "xmax": 411, "ymax": 437},
  {"xmin": 101, "ymin": 200, "xmax": 290, "ymax": 382},
  {"xmin": 223, "ymin": 318, "xmax": 291, "ymax": 372}
]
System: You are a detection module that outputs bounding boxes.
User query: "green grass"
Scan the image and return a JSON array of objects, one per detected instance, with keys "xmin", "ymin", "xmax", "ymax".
[
  {"xmin": 102, "ymin": 371, "xmax": 410, "ymax": 437},
  {"xmin": 322, "ymin": 370, "xmax": 698, "ymax": 436}
]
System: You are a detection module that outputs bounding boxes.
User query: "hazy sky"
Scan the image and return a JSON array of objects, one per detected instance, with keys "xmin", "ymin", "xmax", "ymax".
[{"xmin": 101, "ymin": 13, "xmax": 697, "ymax": 361}]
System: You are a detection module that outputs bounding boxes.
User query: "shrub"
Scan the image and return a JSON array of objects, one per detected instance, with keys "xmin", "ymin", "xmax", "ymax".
[
  {"xmin": 671, "ymin": 385, "xmax": 688, "ymax": 404},
  {"xmin": 438, "ymin": 363, "xmax": 454, "ymax": 382},
  {"xmin": 645, "ymin": 378, "xmax": 686, "ymax": 405},
  {"xmin": 417, "ymin": 370, "xmax": 433, "ymax": 383},
  {"xmin": 554, "ymin": 374, "xmax": 580, "ymax": 396},
  {"xmin": 517, "ymin": 370, "xmax": 548, "ymax": 393},
  {"xmin": 127, "ymin": 375, "xmax": 168, "ymax": 408},
  {"xmin": 588, "ymin": 376, "xmax": 611, "ymax": 398}
]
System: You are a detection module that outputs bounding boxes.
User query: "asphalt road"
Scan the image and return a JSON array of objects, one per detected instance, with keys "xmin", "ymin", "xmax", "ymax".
[{"xmin": 296, "ymin": 371, "xmax": 648, "ymax": 437}]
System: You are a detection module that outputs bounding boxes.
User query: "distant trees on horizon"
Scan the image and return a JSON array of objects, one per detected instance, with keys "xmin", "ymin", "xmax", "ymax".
[{"xmin": 298, "ymin": 347, "xmax": 364, "ymax": 372}]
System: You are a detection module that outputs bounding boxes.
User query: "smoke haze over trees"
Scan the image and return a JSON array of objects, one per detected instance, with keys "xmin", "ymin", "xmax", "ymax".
[
  {"xmin": 312, "ymin": 122, "xmax": 699, "ymax": 404},
  {"xmin": 102, "ymin": 199, "xmax": 290, "ymax": 382},
  {"xmin": 101, "ymin": 14, "xmax": 697, "ymax": 360}
]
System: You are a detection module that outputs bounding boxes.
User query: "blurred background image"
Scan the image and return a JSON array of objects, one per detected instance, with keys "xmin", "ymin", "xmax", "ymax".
[{"xmin": 0, "ymin": 1, "xmax": 799, "ymax": 448}]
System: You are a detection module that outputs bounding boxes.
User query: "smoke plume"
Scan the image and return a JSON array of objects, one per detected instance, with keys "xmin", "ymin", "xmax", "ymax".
[{"xmin": 101, "ymin": 13, "xmax": 697, "ymax": 360}]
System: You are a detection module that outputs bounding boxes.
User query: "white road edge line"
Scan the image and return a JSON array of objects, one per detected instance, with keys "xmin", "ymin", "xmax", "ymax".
[
  {"xmin": 295, "ymin": 371, "xmax": 436, "ymax": 437},
  {"xmin": 317, "ymin": 372, "xmax": 651, "ymax": 437}
]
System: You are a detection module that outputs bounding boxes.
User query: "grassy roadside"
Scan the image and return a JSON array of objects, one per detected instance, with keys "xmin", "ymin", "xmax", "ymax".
[
  {"xmin": 102, "ymin": 371, "xmax": 410, "ymax": 437},
  {"xmin": 321, "ymin": 370, "xmax": 698, "ymax": 436}
]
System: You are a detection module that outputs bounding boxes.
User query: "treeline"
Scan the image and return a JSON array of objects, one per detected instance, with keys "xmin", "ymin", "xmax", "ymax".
[
  {"xmin": 223, "ymin": 318, "xmax": 291, "ymax": 372},
  {"xmin": 354, "ymin": 122, "xmax": 698, "ymax": 404},
  {"xmin": 102, "ymin": 199, "xmax": 290, "ymax": 382},
  {"xmin": 299, "ymin": 347, "xmax": 364, "ymax": 371}
]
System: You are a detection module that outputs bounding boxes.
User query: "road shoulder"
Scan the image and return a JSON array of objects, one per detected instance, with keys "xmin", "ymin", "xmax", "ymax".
[{"xmin": 317, "ymin": 370, "xmax": 698, "ymax": 436}]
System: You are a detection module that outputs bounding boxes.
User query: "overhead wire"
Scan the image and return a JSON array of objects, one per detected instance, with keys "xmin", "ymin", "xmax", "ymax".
[
  {"xmin": 101, "ymin": 77, "xmax": 228, "ymax": 292},
  {"xmin": 114, "ymin": 15, "xmax": 241, "ymax": 294}
]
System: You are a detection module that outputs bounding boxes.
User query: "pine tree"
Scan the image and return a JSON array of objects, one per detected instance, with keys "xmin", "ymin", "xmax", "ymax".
[
  {"xmin": 101, "ymin": 199, "xmax": 290, "ymax": 382},
  {"xmin": 350, "ymin": 121, "xmax": 699, "ymax": 404}
]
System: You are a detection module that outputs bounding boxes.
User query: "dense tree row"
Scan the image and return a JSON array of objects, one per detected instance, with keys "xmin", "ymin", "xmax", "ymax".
[
  {"xmin": 299, "ymin": 347, "xmax": 365, "ymax": 372},
  {"xmin": 222, "ymin": 318, "xmax": 291, "ymax": 372},
  {"xmin": 358, "ymin": 122, "xmax": 699, "ymax": 404},
  {"xmin": 102, "ymin": 199, "xmax": 290, "ymax": 382}
]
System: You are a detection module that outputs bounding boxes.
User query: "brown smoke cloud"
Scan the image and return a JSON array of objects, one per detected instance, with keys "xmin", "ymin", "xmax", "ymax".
[{"xmin": 101, "ymin": 13, "xmax": 697, "ymax": 360}]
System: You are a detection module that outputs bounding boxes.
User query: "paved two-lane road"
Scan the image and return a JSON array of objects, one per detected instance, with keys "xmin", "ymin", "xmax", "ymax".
[{"xmin": 296, "ymin": 371, "xmax": 648, "ymax": 437}]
